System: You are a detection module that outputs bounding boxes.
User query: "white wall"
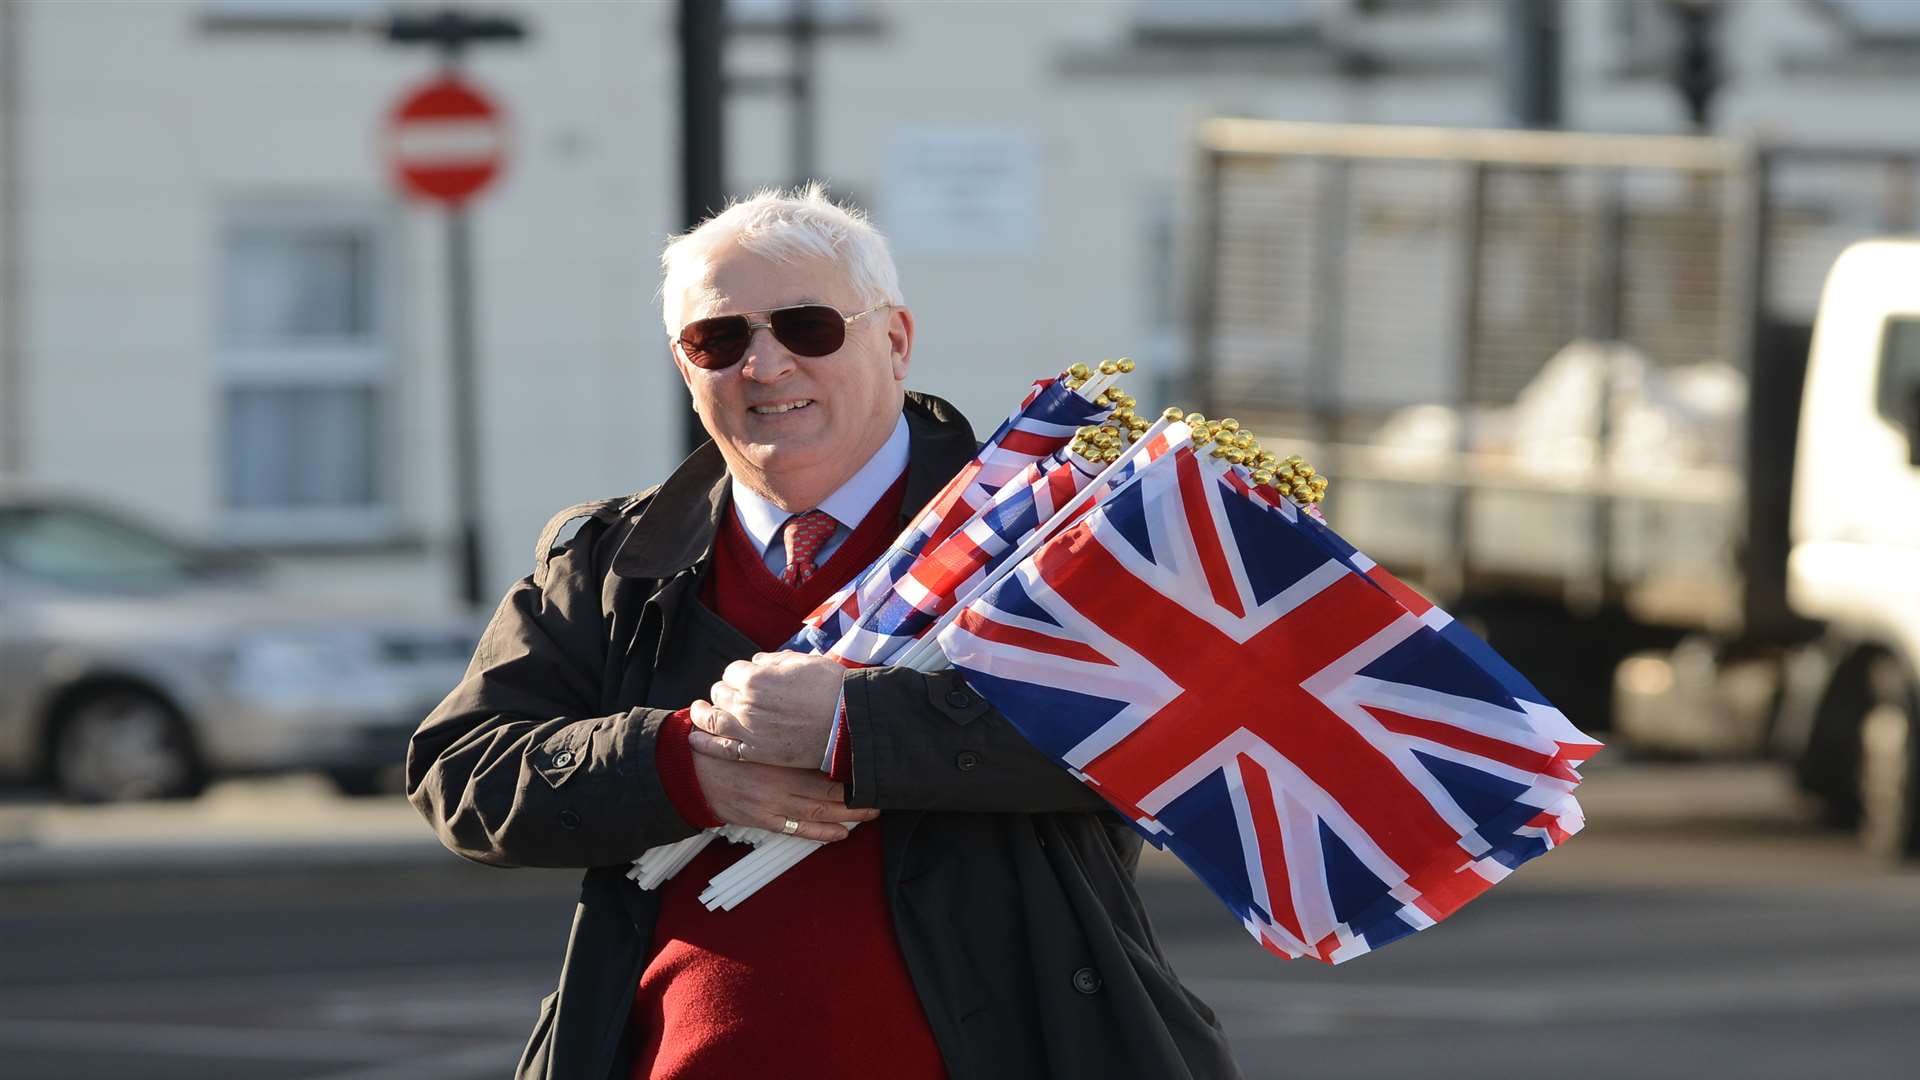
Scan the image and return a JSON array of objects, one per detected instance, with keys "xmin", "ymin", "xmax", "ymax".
[{"xmin": 13, "ymin": 0, "xmax": 1918, "ymax": 605}]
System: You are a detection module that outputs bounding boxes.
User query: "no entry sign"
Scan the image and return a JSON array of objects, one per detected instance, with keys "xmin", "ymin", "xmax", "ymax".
[{"xmin": 384, "ymin": 74, "xmax": 507, "ymax": 206}]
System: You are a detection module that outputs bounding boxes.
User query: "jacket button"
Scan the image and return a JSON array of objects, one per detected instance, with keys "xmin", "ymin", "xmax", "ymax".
[
  {"xmin": 955, "ymin": 751, "xmax": 980, "ymax": 772},
  {"xmin": 1072, "ymin": 967, "xmax": 1102, "ymax": 995},
  {"xmin": 945, "ymin": 687, "xmax": 973, "ymax": 708},
  {"xmin": 552, "ymin": 750, "xmax": 575, "ymax": 768},
  {"xmin": 558, "ymin": 809, "xmax": 581, "ymax": 831}
]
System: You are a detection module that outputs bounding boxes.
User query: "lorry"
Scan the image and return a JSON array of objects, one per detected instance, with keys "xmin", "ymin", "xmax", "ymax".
[{"xmin": 1179, "ymin": 119, "xmax": 1920, "ymax": 859}]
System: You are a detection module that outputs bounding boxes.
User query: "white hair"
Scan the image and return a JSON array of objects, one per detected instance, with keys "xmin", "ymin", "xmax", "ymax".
[{"xmin": 659, "ymin": 181, "xmax": 905, "ymax": 334}]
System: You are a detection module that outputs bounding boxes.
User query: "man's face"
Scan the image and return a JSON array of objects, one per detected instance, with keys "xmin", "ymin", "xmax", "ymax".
[{"xmin": 671, "ymin": 242, "xmax": 912, "ymax": 503}]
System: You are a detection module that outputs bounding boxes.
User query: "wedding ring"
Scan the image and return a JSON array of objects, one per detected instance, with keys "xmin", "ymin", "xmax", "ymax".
[
  {"xmin": 732, "ymin": 739, "xmax": 744, "ymax": 762},
  {"xmin": 781, "ymin": 818, "xmax": 801, "ymax": 836}
]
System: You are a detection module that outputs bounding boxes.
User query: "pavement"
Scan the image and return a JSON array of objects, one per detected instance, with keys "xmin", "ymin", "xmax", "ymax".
[
  {"xmin": 0, "ymin": 775, "xmax": 441, "ymax": 882},
  {"xmin": 6, "ymin": 754, "xmax": 1920, "ymax": 1079},
  {"xmin": 0, "ymin": 751, "xmax": 1906, "ymax": 889}
]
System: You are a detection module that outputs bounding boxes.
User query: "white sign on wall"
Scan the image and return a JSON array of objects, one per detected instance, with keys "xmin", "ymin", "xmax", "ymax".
[{"xmin": 886, "ymin": 130, "xmax": 1040, "ymax": 256}]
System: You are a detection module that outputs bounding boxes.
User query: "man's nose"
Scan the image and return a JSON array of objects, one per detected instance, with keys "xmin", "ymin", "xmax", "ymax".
[{"xmin": 738, "ymin": 326, "xmax": 797, "ymax": 381}]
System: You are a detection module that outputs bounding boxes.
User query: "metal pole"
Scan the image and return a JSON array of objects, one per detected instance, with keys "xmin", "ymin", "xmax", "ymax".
[
  {"xmin": 0, "ymin": 0, "xmax": 23, "ymax": 475},
  {"xmin": 1185, "ymin": 147, "xmax": 1223, "ymax": 412},
  {"xmin": 791, "ymin": 0, "xmax": 816, "ymax": 184},
  {"xmin": 446, "ymin": 208, "xmax": 485, "ymax": 608},
  {"xmin": 1579, "ymin": 171, "xmax": 1628, "ymax": 615},
  {"xmin": 1502, "ymin": 0, "xmax": 1562, "ymax": 130},
  {"xmin": 680, "ymin": 0, "xmax": 726, "ymax": 453},
  {"xmin": 1668, "ymin": 0, "xmax": 1723, "ymax": 134},
  {"xmin": 381, "ymin": 12, "xmax": 524, "ymax": 606},
  {"xmin": 1308, "ymin": 158, "xmax": 1349, "ymax": 451},
  {"xmin": 1442, "ymin": 163, "xmax": 1489, "ymax": 601}
]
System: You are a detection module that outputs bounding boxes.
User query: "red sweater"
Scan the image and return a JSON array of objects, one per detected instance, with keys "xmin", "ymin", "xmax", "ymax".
[{"xmin": 632, "ymin": 474, "xmax": 947, "ymax": 1080}]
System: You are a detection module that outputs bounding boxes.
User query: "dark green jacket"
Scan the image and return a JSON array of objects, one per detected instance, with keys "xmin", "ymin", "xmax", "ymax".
[{"xmin": 406, "ymin": 392, "xmax": 1241, "ymax": 1080}]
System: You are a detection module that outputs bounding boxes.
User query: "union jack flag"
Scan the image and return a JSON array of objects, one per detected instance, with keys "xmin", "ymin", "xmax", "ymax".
[
  {"xmin": 938, "ymin": 445, "xmax": 1599, "ymax": 963},
  {"xmin": 826, "ymin": 449, "xmax": 1101, "ymax": 666},
  {"xmin": 791, "ymin": 375, "xmax": 1112, "ymax": 654}
]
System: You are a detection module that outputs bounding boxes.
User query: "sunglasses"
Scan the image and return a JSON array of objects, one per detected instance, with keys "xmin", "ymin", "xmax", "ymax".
[{"xmin": 674, "ymin": 303, "xmax": 890, "ymax": 371}]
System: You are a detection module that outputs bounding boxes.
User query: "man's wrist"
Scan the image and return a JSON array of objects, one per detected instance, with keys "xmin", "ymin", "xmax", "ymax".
[{"xmin": 658, "ymin": 707, "xmax": 723, "ymax": 828}]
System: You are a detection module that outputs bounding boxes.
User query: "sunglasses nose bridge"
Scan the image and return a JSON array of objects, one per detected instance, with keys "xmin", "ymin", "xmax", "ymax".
[{"xmin": 737, "ymin": 320, "xmax": 800, "ymax": 379}]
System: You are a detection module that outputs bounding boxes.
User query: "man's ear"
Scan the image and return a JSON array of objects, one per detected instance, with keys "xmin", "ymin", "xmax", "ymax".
[{"xmin": 887, "ymin": 307, "xmax": 914, "ymax": 382}]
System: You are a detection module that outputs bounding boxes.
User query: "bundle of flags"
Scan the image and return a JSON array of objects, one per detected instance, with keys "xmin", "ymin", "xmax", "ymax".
[{"xmin": 632, "ymin": 364, "xmax": 1600, "ymax": 962}]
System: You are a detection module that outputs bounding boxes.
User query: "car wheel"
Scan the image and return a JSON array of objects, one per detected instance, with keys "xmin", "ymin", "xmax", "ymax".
[
  {"xmin": 1859, "ymin": 659, "xmax": 1920, "ymax": 862},
  {"xmin": 52, "ymin": 686, "xmax": 205, "ymax": 803}
]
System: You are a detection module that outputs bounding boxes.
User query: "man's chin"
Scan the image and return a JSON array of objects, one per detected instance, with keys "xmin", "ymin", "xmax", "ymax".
[{"xmin": 740, "ymin": 439, "xmax": 833, "ymax": 476}]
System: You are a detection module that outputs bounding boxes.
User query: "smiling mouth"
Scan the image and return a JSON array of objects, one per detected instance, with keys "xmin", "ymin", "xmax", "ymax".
[{"xmin": 749, "ymin": 400, "xmax": 814, "ymax": 415}]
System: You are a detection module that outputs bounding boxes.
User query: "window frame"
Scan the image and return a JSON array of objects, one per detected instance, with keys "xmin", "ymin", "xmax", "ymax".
[{"xmin": 216, "ymin": 201, "xmax": 401, "ymax": 547}]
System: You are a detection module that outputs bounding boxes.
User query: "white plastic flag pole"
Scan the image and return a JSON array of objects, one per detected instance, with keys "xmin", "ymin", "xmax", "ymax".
[
  {"xmin": 708, "ymin": 841, "xmax": 806, "ymax": 910},
  {"xmin": 699, "ymin": 830, "xmax": 836, "ymax": 910},
  {"xmin": 627, "ymin": 832, "xmax": 716, "ymax": 888}
]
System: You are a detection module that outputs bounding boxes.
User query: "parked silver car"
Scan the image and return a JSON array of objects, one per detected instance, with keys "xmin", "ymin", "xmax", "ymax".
[{"xmin": 0, "ymin": 485, "xmax": 482, "ymax": 801}]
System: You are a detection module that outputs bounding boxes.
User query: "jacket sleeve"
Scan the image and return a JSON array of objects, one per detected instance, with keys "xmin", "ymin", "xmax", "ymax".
[
  {"xmin": 405, "ymin": 519, "xmax": 701, "ymax": 869},
  {"xmin": 839, "ymin": 666, "xmax": 1113, "ymax": 814}
]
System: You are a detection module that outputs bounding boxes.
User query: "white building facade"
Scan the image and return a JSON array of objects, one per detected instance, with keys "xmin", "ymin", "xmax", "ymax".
[{"xmin": 0, "ymin": 0, "xmax": 1913, "ymax": 605}]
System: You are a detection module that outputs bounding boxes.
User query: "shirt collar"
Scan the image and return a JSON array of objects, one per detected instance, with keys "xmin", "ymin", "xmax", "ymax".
[{"xmin": 729, "ymin": 413, "xmax": 911, "ymax": 555}]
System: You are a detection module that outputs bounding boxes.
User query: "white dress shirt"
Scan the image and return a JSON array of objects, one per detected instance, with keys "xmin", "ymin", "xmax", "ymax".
[{"xmin": 729, "ymin": 413, "xmax": 911, "ymax": 576}]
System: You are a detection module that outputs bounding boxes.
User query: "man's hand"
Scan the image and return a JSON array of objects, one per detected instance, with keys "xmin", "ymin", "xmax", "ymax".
[
  {"xmin": 689, "ymin": 750, "xmax": 877, "ymax": 843},
  {"xmin": 689, "ymin": 652, "xmax": 844, "ymax": 770}
]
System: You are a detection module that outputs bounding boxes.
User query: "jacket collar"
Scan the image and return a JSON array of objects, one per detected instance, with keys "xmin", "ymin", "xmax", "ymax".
[{"xmin": 610, "ymin": 391, "xmax": 979, "ymax": 580}]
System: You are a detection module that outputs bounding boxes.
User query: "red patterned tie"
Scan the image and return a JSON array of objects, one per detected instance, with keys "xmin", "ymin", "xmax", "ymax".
[{"xmin": 780, "ymin": 510, "xmax": 838, "ymax": 585}]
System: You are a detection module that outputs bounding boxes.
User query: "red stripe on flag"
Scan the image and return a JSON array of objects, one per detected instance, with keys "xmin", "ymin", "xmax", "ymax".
[
  {"xmin": 1047, "ymin": 462, "xmax": 1079, "ymax": 511},
  {"xmin": 1175, "ymin": 451, "xmax": 1245, "ymax": 619},
  {"xmin": 1409, "ymin": 859, "xmax": 1497, "ymax": 922},
  {"xmin": 997, "ymin": 429, "xmax": 1066, "ymax": 457},
  {"xmin": 1529, "ymin": 808, "xmax": 1572, "ymax": 846},
  {"xmin": 911, "ymin": 534, "xmax": 995, "ymax": 608},
  {"xmin": 1554, "ymin": 739, "xmax": 1603, "ymax": 768},
  {"xmin": 952, "ymin": 608, "xmax": 1114, "ymax": 666},
  {"xmin": 1363, "ymin": 565, "xmax": 1434, "ymax": 616},
  {"xmin": 1235, "ymin": 753, "xmax": 1307, "ymax": 947},
  {"xmin": 1360, "ymin": 704, "xmax": 1578, "ymax": 783}
]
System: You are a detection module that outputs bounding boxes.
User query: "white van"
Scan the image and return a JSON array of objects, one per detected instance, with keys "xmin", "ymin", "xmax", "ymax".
[{"xmin": 1779, "ymin": 239, "xmax": 1920, "ymax": 859}]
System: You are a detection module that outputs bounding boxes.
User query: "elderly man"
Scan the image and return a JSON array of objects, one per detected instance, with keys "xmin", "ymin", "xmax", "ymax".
[{"xmin": 407, "ymin": 185, "xmax": 1239, "ymax": 1080}]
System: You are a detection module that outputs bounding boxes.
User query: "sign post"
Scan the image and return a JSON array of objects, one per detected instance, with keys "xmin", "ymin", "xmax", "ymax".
[{"xmin": 383, "ymin": 11, "xmax": 522, "ymax": 608}]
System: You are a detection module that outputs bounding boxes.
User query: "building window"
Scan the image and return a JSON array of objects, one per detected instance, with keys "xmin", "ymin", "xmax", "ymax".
[
  {"xmin": 1875, "ymin": 316, "xmax": 1920, "ymax": 437},
  {"xmin": 219, "ymin": 206, "xmax": 393, "ymax": 543}
]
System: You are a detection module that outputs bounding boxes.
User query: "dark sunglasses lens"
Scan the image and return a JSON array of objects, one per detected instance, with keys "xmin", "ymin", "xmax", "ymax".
[
  {"xmin": 770, "ymin": 306, "xmax": 847, "ymax": 357},
  {"xmin": 680, "ymin": 317, "xmax": 750, "ymax": 369}
]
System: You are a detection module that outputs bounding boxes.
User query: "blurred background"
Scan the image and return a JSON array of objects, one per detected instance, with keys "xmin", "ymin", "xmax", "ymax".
[{"xmin": 3, "ymin": 0, "xmax": 1919, "ymax": 1077}]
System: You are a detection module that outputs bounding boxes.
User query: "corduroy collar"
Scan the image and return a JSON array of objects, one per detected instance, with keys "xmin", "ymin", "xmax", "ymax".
[{"xmin": 609, "ymin": 391, "xmax": 979, "ymax": 580}]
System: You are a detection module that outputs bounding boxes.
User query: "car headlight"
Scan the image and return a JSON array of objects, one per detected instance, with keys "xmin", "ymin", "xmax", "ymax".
[{"xmin": 223, "ymin": 632, "xmax": 381, "ymax": 701}]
